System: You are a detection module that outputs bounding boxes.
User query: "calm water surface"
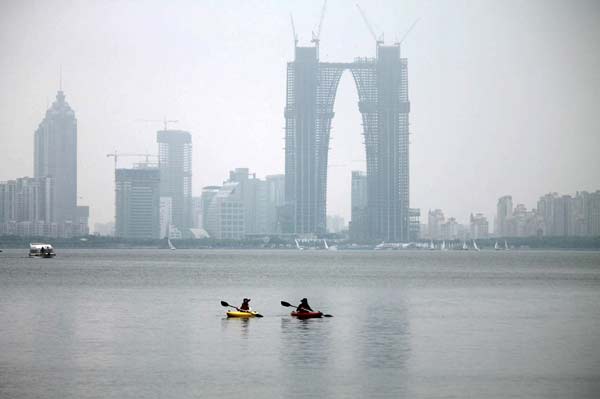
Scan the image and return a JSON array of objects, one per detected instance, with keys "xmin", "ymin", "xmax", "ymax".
[{"xmin": 1, "ymin": 249, "xmax": 599, "ymax": 398}]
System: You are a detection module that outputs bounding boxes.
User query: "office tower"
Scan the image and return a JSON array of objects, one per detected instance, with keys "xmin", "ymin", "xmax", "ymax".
[
  {"xmin": 350, "ymin": 171, "xmax": 368, "ymax": 240},
  {"xmin": 284, "ymin": 41, "xmax": 410, "ymax": 241},
  {"xmin": 115, "ymin": 166, "xmax": 160, "ymax": 239},
  {"xmin": 157, "ymin": 130, "xmax": 192, "ymax": 234},
  {"xmin": 34, "ymin": 89, "xmax": 77, "ymax": 224},
  {"xmin": 496, "ymin": 196, "xmax": 513, "ymax": 237}
]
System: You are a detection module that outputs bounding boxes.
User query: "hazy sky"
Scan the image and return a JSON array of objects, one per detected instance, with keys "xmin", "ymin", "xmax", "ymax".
[{"xmin": 1, "ymin": 0, "xmax": 599, "ymax": 229}]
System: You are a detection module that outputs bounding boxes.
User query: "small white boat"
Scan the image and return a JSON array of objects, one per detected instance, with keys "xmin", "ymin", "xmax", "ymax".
[
  {"xmin": 461, "ymin": 241, "xmax": 469, "ymax": 250},
  {"xmin": 29, "ymin": 243, "xmax": 56, "ymax": 258},
  {"xmin": 504, "ymin": 240, "xmax": 509, "ymax": 250},
  {"xmin": 494, "ymin": 241, "xmax": 501, "ymax": 250},
  {"xmin": 168, "ymin": 237, "xmax": 176, "ymax": 250},
  {"xmin": 473, "ymin": 240, "xmax": 480, "ymax": 251}
]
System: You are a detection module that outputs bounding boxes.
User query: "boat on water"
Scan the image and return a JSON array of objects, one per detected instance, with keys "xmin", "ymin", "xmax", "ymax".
[
  {"xmin": 168, "ymin": 237, "xmax": 176, "ymax": 250},
  {"xmin": 226, "ymin": 310, "xmax": 260, "ymax": 318},
  {"xmin": 29, "ymin": 243, "xmax": 56, "ymax": 258},
  {"xmin": 291, "ymin": 311, "xmax": 323, "ymax": 319},
  {"xmin": 473, "ymin": 240, "xmax": 481, "ymax": 251}
]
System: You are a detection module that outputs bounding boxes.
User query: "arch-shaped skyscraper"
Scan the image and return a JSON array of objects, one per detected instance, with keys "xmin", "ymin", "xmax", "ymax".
[{"xmin": 283, "ymin": 43, "xmax": 410, "ymax": 242}]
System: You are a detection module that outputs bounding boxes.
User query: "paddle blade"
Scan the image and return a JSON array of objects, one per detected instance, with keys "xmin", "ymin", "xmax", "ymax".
[
  {"xmin": 220, "ymin": 301, "xmax": 230, "ymax": 307},
  {"xmin": 323, "ymin": 314, "xmax": 333, "ymax": 317},
  {"xmin": 254, "ymin": 313, "xmax": 264, "ymax": 318},
  {"xmin": 281, "ymin": 301, "xmax": 292, "ymax": 307}
]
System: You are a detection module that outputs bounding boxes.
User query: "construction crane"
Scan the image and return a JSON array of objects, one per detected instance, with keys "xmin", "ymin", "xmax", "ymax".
[
  {"xmin": 395, "ymin": 18, "xmax": 420, "ymax": 46},
  {"xmin": 290, "ymin": 13, "xmax": 298, "ymax": 47},
  {"xmin": 311, "ymin": 0, "xmax": 328, "ymax": 45},
  {"xmin": 106, "ymin": 151, "xmax": 158, "ymax": 170},
  {"xmin": 136, "ymin": 117, "xmax": 179, "ymax": 131},
  {"xmin": 356, "ymin": 3, "xmax": 384, "ymax": 45}
]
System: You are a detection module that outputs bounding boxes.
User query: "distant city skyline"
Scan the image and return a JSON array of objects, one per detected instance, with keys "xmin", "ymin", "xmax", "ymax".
[{"xmin": 1, "ymin": 1, "xmax": 599, "ymax": 229}]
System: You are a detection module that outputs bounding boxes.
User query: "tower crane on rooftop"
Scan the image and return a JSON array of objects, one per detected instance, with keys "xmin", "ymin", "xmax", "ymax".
[
  {"xmin": 311, "ymin": 0, "xmax": 328, "ymax": 46},
  {"xmin": 136, "ymin": 117, "xmax": 179, "ymax": 131},
  {"xmin": 106, "ymin": 151, "xmax": 158, "ymax": 170},
  {"xmin": 290, "ymin": 13, "xmax": 298, "ymax": 47},
  {"xmin": 356, "ymin": 3, "xmax": 384, "ymax": 45}
]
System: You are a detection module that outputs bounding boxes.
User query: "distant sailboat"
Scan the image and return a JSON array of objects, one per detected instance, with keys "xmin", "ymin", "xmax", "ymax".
[
  {"xmin": 441, "ymin": 241, "xmax": 446, "ymax": 251},
  {"xmin": 168, "ymin": 237, "xmax": 176, "ymax": 250},
  {"xmin": 472, "ymin": 239, "xmax": 480, "ymax": 251},
  {"xmin": 494, "ymin": 241, "xmax": 501, "ymax": 250},
  {"xmin": 462, "ymin": 241, "xmax": 469, "ymax": 250},
  {"xmin": 504, "ymin": 240, "xmax": 509, "ymax": 250},
  {"xmin": 324, "ymin": 239, "xmax": 338, "ymax": 251},
  {"xmin": 429, "ymin": 240, "xmax": 435, "ymax": 250},
  {"xmin": 295, "ymin": 239, "xmax": 304, "ymax": 250}
]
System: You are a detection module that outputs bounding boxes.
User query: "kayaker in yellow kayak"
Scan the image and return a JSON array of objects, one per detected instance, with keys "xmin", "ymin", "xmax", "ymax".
[
  {"xmin": 238, "ymin": 298, "xmax": 251, "ymax": 312},
  {"xmin": 297, "ymin": 298, "xmax": 313, "ymax": 313}
]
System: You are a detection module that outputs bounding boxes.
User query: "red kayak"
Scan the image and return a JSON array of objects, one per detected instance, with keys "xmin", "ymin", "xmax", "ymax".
[{"xmin": 291, "ymin": 311, "xmax": 323, "ymax": 319}]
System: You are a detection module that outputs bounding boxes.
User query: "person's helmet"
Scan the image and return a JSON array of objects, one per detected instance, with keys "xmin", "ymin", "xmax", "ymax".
[{"xmin": 243, "ymin": 298, "xmax": 250, "ymax": 302}]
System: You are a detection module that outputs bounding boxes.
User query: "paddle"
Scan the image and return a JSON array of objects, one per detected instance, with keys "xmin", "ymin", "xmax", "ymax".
[
  {"xmin": 280, "ymin": 301, "xmax": 333, "ymax": 317},
  {"xmin": 220, "ymin": 300, "xmax": 263, "ymax": 317}
]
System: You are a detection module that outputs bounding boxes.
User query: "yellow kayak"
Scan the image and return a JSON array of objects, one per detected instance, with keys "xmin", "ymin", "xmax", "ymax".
[{"xmin": 226, "ymin": 310, "xmax": 259, "ymax": 318}]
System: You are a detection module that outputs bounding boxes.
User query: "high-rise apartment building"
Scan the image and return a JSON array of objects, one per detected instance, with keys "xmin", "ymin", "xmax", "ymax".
[
  {"xmin": 157, "ymin": 130, "xmax": 192, "ymax": 234},
  {"xmin": 284, "ymin": 41, "xmax": 410, "ymax": 241},
  {"xmin": 115, "ymin": 167, "xmax": 160, "ymax": 239},
  {"xmin": 34, "ymin": 90, "xmax": 77, "ymax": 224}
]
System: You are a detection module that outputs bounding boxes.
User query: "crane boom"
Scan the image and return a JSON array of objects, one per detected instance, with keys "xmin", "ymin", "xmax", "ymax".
[
  {"xmin": 106, "ymin": 151, "xmax": 158, "ymax": 169},
  {"xmin": 136, "ymin": 117, "xmax": 179, "ymax": 131},
  {"xmin": 290, "ymin": 13, "xmax": 298, "ymax": 46},
  {"xmin": 312, "ymin": 0, "xmax": 327, "ymax": 44},
  {"xmin": 356, "ymin": 4, "xmax": 382, "ymax": 44},
  {"xmin": 398, "ymin": 18, "xmax": 420, "ymax": 45}
]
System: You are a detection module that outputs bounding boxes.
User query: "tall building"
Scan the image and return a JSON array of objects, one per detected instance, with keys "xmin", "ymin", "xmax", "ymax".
[
  {"xmin": 0, "ymin": 176, "xmax": 60, "ymax": 237},
  {"xmin": 115, "ymin": 167, "xmax": 160, "ymax": 239},
  {"xmin": 470, "ymin": 213, "xmax": 489, "ymax": 239},
  {"xmin": 265, "ymin": 174, "xmax": 285, "ymax": 234},
  {"xmin": 204, "ymin": 182, "xmax": 244, "ymax": 239},
  {"xmin": 200, "ymin": 186, "xmax": 220, "ymax": 230},
  {"xmin": 284, "ymin": 41, "xmax": 410, "ymax": 241},
  {"xmin": 350, "ymin": 171, "xmax": 368, "ymax": 240},
  {"xmin": 157, "ymin": 130, "xmax": 192, "ymax": 234},
  {"xmin": 427, "ymin": 209, "xmax": 445, "ymax": 240},
  {"xmin": 496, "ymin": 195, "xmax": 513, "ymax": 237},
  {"xmin": 34, "ymin": 89, "xmax": 77, "ymax": 224}
]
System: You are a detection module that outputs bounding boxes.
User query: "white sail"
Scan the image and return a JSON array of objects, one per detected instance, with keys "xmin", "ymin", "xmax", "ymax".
[
  {"xmin": 441, "ymin": 241, "xmax": 446, "ymax": 251},
  {"xmin": 168, "ymin": 238, "xmax": 176, "ymax": 250},
  {"xmin": 473, "ymin": 239, "xmax": 480, "ymax": 251},
  {"xmin": 462, "ymin": 241, "xmax": 468, "ymax": 250},
  {"xmin": 504, "ymin": 240, "xmax": 509, "ymax": 250},
  {"xmin": 323, "ymin": 239, "xmax": 329, "ymax": 250},
  {"xmin": 494, "ymin": 241, "xmax": 500, "ymax": 250}
]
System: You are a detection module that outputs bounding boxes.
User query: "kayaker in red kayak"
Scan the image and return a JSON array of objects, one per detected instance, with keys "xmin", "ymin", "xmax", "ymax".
[
  {"xmin": 296, "ymin": 298, "xmax": 313, "ymax": 313},
  {"xmin": 238, "ymin": 298, "xmax": 251, "ymax": 312}
]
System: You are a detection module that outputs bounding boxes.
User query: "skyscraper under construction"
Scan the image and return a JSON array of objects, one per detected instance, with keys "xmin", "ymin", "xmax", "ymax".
[{"xmin": 284, "ymin": 41, "xmax": 411, "ymax": 242}]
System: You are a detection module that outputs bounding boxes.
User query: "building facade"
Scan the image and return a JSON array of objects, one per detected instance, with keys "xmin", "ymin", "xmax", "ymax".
[
  {"xmin": 115, "ymin": 167, "xmax": 160, "ymax": 239},
  {"xmin": 350, "ymin": 171, "xmax": 368, "ymax": 240},
  {"xmin": 157, "ymin": 130, "xmax": 192, "ymax": 234},
  {"xmin": 34, "ymin": 90, "xmax": 78, "ymax": 225},
  {"xmin": 284, "ymin": 42, "xmax": 410, "ymax": 241}
]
